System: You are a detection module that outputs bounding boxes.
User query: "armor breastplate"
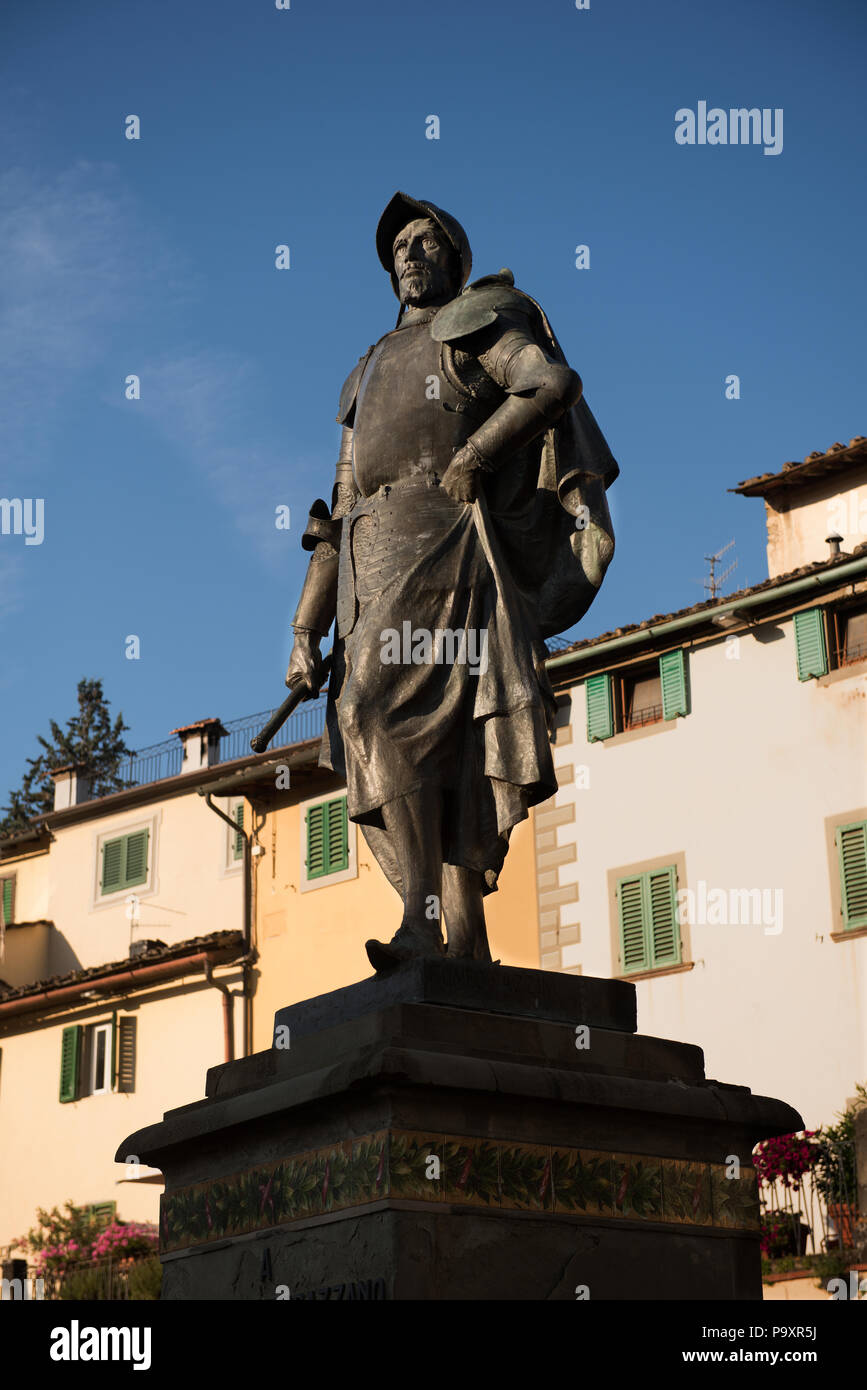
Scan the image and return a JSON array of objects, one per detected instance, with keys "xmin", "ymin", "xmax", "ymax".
[{"xmin": 351, "ymin": 321, "xmax": 475, "ymax": 496}]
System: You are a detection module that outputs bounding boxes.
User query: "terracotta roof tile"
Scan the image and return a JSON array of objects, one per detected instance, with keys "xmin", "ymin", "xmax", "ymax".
[
  {"xmin": 0, "ymin": 929, "xmax": 245, "ymax": 1003},
  {"xmin": 547, "ymin": 543, "xmax": 867, "ymax": 661},
  {"xmin": 734, "ymin": 436, "xmax": 867, "ymax": 495}
]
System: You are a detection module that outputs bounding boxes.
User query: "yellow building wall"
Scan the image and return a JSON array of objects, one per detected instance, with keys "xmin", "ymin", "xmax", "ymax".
[
  {"xmin": 16, "ymin": 793, "xmax": 245, "ymax": 974},
  {"xmin": 0, "ymin": 970, "xmax": 240, "ymax": 1250},
  {"xmin": 252, "ymin": 798, "xmax": 539, "ymax": 1050}
]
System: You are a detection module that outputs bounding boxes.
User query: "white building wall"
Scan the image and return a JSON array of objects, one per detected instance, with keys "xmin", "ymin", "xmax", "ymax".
[{"xmin": 553, "ymin": 613, "xmax": 867, "ymax": 1131}]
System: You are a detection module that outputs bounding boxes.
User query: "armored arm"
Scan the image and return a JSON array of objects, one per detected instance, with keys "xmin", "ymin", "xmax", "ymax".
[
  {"xmin": 435, "ymin": 291, "xmax": 582, "ymax": 502},
  {"xmin": 286, "ymin": 426, "xmax": 357, "ymax": 689}
]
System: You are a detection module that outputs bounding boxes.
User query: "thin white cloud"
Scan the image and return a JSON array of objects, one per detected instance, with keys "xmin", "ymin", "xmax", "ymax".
[
  {"xmin": 0, "ymin": 161, "xmax": 321, "ymax": 560},
  {"xmin": 0, "ymin": 161, "xmax": 187, "ymax": 463},
  {"xmin": 134, "ymin": 351, "xmax": 325, "ymax": 562}
]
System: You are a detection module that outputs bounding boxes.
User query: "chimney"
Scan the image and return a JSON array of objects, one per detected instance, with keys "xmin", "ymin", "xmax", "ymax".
[
  {"xmin": 826, "ymin": 531, "xmax": 843, "ymax": 559},
  {"xmin": 170, "ymin": 718, "xmax": 226, "ymax": 773},
  {"xmin": 50, "ymin": 764, "xmax": 92, "ymax": 811}
]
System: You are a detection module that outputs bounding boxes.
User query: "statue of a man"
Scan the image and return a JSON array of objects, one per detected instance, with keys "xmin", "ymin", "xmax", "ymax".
[{"xmin": 286, "ymin": 192, "xmax": 618, "ymax": 973}]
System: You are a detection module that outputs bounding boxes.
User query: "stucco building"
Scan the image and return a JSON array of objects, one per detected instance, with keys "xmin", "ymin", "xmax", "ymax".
[{"xmin": 533, "ymin": 436, "xmax": 867, "ymax": 1136}]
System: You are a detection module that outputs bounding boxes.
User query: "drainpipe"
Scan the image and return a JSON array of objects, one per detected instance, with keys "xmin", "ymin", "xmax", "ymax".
[
  {"xmin": 201, "ymin": 792, "xmax": 253, "ymax": 1059},
  {"xmin": 546, "ymin": 554, "xmax": 867, "ymax": 672},
  {"xmin": 204, "ymin": 960, "xmax": 234, "ymax": 1064}
]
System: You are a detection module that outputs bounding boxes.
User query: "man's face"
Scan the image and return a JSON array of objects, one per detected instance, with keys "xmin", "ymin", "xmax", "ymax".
[{"xmin": 392, "ymin": 217, "xmax": 456, "ymax": 307}]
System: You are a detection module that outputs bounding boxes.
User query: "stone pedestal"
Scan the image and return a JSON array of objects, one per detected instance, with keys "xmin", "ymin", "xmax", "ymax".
[{"xmin": 119, "ymin": 961, "xmax": 801, "ymax": 1300}]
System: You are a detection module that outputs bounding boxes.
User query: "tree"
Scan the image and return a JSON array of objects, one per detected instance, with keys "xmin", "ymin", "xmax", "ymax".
[{"xmin": 0, "ymin": 679, "xmax": 134, "ymax": 832}]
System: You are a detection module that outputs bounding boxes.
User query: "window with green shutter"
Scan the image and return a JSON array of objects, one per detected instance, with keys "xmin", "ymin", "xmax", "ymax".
[
  {"xmin": 116, "ymin": 1017, "xmax": 137, "ymax": 1093},
  {"xmin": 586, "ymin": 673, "xmax": 614, "ymax": 742},
  {"xmin": 616, "ymin": 866, "xmax": 681, "ymax": 975},
  {"xmin": 306, "ymin": 797, "xmax": 349, "ymax": 880},
  {"xmin": 660, "ymin": 649, "xmax": 688, "ymax": 720},
  {"xmin": 87, "ymin": 1201, "xmax": 116, "ymax": 1227},
  {"xmin": 836, "ymin": 820, "xmax": 867, "ymax": 931},
  {"xmin": 232, "ymin": 803, "xmax": 245, "ymax": 861},
  {"xmin": 793, "ymin": 608, "xmax": 828, "ymax": 681},
  {"xmin": 586, "ymin": 652, "xmax": 688, "ymax": 741},
  {"xmin": 59, "ymin": 1025, "xmax": 82, "ymax": 1103},
  {"xmin": 100, "ymin": 829, "xmax": 149, "ymax": 895},
  {"xmin": 0, "ymin": 875, "xmax": 14, "ymax": 924}
]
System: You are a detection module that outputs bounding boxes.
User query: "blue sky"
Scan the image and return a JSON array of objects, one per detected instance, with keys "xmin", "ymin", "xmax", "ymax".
[{"xmin": 1, "ymin": 0, "xmax": 864, "ymax": 799}]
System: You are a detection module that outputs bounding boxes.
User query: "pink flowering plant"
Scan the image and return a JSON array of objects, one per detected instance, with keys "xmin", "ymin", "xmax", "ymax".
[
  {"xmin": 753, "ymin": 1131, "xmax": 817, "ymax": 1190},
  {"xmin": 90, "ymin": 1221, "xmax": 158, "ymax": 1262},
  {"xmin": 14, "ymin": 1202, "xmax": 157, "ymax": 1276}
]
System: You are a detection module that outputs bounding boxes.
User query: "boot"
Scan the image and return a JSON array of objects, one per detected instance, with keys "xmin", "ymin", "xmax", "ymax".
[{"xmin": 365, "ymin": 918, "xmax": 445, "ymax": 973}]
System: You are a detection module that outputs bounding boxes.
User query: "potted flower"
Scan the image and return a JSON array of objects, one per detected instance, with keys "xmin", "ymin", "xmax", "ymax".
[
  {"xmin": 811, "ymin": 1086, "xmax": 866, "ymax": 1249},
  {"xmin": 761, "ymin": 1209, "xmax": 811, "ymax": 1258}
]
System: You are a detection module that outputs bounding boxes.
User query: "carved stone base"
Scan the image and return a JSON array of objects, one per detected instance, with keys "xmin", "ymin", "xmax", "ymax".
[{"xmin": 118, "ymin": 961, "xmax": 801, "ymax": 1300}]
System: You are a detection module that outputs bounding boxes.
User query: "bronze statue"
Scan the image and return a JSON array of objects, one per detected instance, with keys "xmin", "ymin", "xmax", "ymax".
[{"xmin": 285, "ymin": 192, "xmax": 618, "ymax": 973}]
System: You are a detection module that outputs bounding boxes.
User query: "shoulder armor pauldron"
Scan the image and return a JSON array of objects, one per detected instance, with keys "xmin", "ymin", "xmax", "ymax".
[
  {"xmin": 431, "ymin": 270, "xmax": 538, "ymax": 344},
  {"xmin": 336, "ymin": 344, "xmax": 376, "ymax": 425}
]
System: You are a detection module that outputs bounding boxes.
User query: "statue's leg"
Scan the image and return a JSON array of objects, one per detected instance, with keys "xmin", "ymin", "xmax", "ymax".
[
  {"xmin": 441, "ymin": 864, "xmax": 493, "ymax": 963},
  {"xmin": 364, "ymin": 785, "xmax": 446, "ymax": 972}
]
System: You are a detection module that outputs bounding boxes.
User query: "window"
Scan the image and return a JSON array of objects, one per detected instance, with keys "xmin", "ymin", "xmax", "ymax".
[
  {"xmin": 58, "ymin": 1016, "xmax": 137, "ymax": 1103},
  {"xmin": 0, "ymin": 875, "xmax": 14, "ymax": 924},
  {"xmin": 100, "ymin": 830, "xmax": 149, "ymax": 896},
  {"xmin": 836, "ymin": 820, "xmax": 867, "ymax": 932},
  {"xmin": 586, "ymin": 650, "xmax": 688, "ymax": 741},
  {"xmin": 619, "ymin": 665, "xmax": 663, "ymax": 730},
  {"xmin": 87, "ymin": 1202, "xmax": 116, "ymax": 1227},
  {"xmin": 616, "ymin": 865, "xmax": 681, "ymax": 975},
  {"xmin": 89, "ymin": 1022, "xmax": 112, "ymax": 1095},
  {"xmin": 306, "ymin": 797, "xmax": 349, "ymax": 879},
  {"xmin": 830, "ymin": 604, "xmax": 867, "ymax": 670}
]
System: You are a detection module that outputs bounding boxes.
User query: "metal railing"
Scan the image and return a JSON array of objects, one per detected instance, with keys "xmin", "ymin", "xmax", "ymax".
[
  {"xmin": 217, "ymin": 697, "xmax": 327, "ymax": 764},
  {"xmin": 626, "ymin": 703, "xmax": 663, "ymax": 729},
  {"xmin": 112, "ymin": 738, "xmax": 184, "ymax": 789},
  {"xmin": 77, "ymin": 698, "xmax": 329, "ymax": 802},
  {"xmin": 5, "ymin": 1256, "xmax": 161, "ymax": 1301}
]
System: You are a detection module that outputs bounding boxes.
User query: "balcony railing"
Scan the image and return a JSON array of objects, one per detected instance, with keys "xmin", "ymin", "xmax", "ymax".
[
  {"xmin": 217, "ymin": 697, "xmax": 327, "ymax": 764},
  {"xmin": 79, "ymin": 696, "xmax": 328, "ymax": 802}
]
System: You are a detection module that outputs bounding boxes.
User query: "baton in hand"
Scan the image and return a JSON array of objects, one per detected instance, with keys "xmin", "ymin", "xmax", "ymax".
[{"xmin": 250, "ymin": 654, "xmax": 332, "ymax": 754}]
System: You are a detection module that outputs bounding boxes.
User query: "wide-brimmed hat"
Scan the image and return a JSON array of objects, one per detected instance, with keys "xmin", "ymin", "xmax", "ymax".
[{"xmin": 376, "ymin": 191, "xmax": 472, "ymax": 300}]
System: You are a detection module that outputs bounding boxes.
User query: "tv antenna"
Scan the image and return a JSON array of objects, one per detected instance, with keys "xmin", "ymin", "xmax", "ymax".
[{"xmin": 692, "ymin": 540, "xmax": 738, "ymax": 600}]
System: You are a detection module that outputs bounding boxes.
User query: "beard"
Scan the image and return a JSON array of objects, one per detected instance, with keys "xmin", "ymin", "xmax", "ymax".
[{"xmin": 399, "ymin": 262, "xmax": 451, "ymax": 307}]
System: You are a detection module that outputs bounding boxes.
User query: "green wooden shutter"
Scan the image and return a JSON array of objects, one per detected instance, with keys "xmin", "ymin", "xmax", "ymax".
[
  {"xmin": 617, "ymin": 867, "xmax": 680, "ymax": 973},
  {"xmin": 101, "ymin": 831, "xmax": 149, "ymax": 894},
  {"xmin": 306, "ymin": 799, "xmax": 349, "ymax": 879},
  {"xmin": 1, "ymin": 876, "xmax": 13, "ymax": 923},
  {"xmin": 59, "ymin": 1025, "xmax": 82, "ymax": 1103},
  {"xmin": 793, "ymin": 609, "xmax": 828, "ymax": 681},
  {"xmin": 836, "ymin": 821, "xmax": 867, "ymax": 930},
  {"xmin": 586, "ymin": 673, "xmax": 614, "ymax": 742},
  {"xmin": 123, "ymin": 830, "xmax": 149, "ymax": 887},
  {"xmin": 660, "ymin": 650, "xmax": 688, "ymax": 720},
  {"xmin": 116, "ymin": 1017, "xmax": 137, "ymax": 1093},
  {"xmin": 617, "ymin": 876, "xmax": 649, "ymax": 972},
  {"xmin": 233, "ymin": 804, "xmax": 245, "ymax": 860},
  {"xmin": 101, "ymin": 838, "xmax": 124, "ymax": 893},
  {"xmin": 306, "ymin": 805, "xmax": 326, "ymax": 879},
  {"xmin": 647, "ymin": 866, "xmax": 680, "ymax": 965},
  {"xmin": 325, "ymin": 797, "xmax": 349, "ymax": 873},
  {"xmin": 87, "ymin": 1201, "xmax": 116, "ymax": 1227}
]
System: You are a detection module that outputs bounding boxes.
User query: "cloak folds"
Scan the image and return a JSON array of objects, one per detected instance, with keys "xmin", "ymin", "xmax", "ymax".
[
  {"xmin": 320, "ymin": 475, "xmax": 557, "ymax": 896},
  {"xmin": 318, "ymin": 278, "xmax": 619, "ymax": 895}
]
